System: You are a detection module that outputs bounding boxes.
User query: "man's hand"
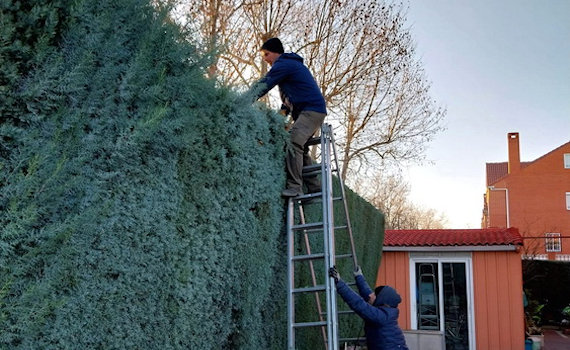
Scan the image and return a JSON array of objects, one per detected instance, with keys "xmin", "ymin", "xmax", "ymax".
[
  {"xmin": 329, "ymin": 266, "xmax": 341, "ymax": 283},
  {"xmin": 353, "ymin": 265, "xmax": 363, "ymax": 277}
]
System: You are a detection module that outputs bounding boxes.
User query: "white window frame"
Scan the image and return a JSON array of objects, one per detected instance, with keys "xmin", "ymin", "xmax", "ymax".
[
  {"xmin": 566, "ymin": 192, "xmax": 570, "ymax": 210},
  {"xmin": 409, "ymin": 252, "xmax": 476, "ymax": 350},
  {"xmin": 545, "ymin": 233, "xmax": 561, "ymax": 252},
  {"xmin": 564, "ymin": 153, "xmax": 570, "ymax": 169}
]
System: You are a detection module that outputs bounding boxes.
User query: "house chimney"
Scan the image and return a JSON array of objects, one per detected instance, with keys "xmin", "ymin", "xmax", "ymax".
[{"xmin": 508, "ymin": 132, "xmax": 520, "ymax": 174}]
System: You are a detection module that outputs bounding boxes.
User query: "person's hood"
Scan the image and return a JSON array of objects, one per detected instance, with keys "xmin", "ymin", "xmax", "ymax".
[
  {"xmin": 373, "ymin": 285, "xmax": 401, "ymax": 308},
  {"xmin": 278, "ymin": 52, "xmax": 304, "ymax": 63}
]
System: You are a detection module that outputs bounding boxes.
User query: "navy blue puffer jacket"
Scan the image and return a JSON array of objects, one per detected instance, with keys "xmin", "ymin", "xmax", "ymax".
[
  {"xmin": 336, "ymin": 276, "xmax": 408, "ymax": 350},
  {"xmin": 252, "ymin": 53, "xmax": 327, "ymax": 120}
]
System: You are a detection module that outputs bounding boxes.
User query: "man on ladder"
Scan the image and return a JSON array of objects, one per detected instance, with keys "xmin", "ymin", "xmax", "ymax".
[{"xmin": 248, "ymin": 37, "xmax": 327, "ymax": 197}]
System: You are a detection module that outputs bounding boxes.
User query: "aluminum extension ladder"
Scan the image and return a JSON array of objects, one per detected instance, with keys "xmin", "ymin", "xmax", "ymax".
[{"xmin": 286, "ymin": 123, "xmax": 360, "ymax": 350}]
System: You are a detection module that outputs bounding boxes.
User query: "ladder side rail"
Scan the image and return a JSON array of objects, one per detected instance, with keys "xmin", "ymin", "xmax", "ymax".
[
  {"xmin": 287, "ymin": 199, "xmax": 296, "ymax": 350},
  {"xmin": 328, "ymin": 128, "xmax": 358, "ymax": 268},
  {"xmin": 322, "ymin": 124, "xmax": 339, "ymax": 350},
  {"xmin": 298, "ymin": 204, "xmax": 328, "ymax": 345}
]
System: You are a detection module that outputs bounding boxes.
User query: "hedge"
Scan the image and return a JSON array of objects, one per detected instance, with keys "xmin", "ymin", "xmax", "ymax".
[{"xmin": 0, "ymin": 0, "xmax": 384, "ymax": 348}]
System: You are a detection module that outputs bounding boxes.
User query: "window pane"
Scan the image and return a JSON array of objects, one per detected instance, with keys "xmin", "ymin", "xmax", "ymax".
[
  {"xmin": 545, "ymin": 233, "xmax": 561, "ymax": 252},
  {"xmin": 443, "ymin": 263, "xmax": 469, "ymax": 350},
  {"xmin": 416, "ymin": 263, "xmax": 440, "ymax": 330}
]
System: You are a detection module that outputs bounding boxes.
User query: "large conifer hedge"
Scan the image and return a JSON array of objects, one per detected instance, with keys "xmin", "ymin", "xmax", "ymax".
[{"xmin": 0, "ymin": 0, "xmax": 383, "ymax": 348}]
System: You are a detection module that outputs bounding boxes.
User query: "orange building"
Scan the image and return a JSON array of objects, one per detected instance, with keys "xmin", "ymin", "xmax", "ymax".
[
  {"xmin": 482, "ymin": 132, "xmax": 570, "ymax": 260},
  {"xmin": 376, "ymin": 228, "xmax": 525, "ymax": 350}
]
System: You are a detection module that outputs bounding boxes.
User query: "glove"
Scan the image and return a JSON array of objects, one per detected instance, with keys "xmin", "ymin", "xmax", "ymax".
[
  {"xmin": 329, "ymin": 266, "xmax": 341, "ymax": 283},
  {"xmin": 353, "ymin": 265, "xmax": 363, "ymax": 277}
]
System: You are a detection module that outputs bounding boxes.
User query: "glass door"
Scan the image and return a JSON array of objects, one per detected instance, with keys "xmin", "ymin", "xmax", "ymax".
[
  {"xmin": 442, "ymin": 263, "xmax": 469, "ymax": 350},
  {"xmin": 412, "ymin": 258, "xmax": 472, "ymax": 350}
]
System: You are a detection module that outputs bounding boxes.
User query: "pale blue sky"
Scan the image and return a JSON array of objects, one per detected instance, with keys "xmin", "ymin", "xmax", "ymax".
[{"xmin": 404, "ymin": 0, "xmax": 570, "ymax": 228}]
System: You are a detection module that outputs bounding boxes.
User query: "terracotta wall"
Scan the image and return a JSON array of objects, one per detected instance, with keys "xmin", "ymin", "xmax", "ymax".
[
  {"xmin": 486, "ymin": 142, "xmax": 570, "ymax": 256},
  {"xmin": 375, "ymin": 251, "xmax": 411, "ymax": 329},
  {"xmin": 472, "ymin": 251, "xmax": 525, "ymax": 350}
]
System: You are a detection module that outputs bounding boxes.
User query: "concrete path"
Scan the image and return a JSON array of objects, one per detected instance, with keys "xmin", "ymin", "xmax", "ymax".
[{"xmin": 543, "ymin": 329, "xmax": 570, "ymax": 350}]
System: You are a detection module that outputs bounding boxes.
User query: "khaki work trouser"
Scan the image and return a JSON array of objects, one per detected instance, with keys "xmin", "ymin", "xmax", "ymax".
[{"xmin": 286, "ymin": 110, "xmax": 326, "ymax": 192}]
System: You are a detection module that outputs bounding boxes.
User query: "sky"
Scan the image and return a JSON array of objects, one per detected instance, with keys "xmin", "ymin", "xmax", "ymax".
[{"xmin": 403, "ymin": 0, "xmax": 570, "ymax": 228}]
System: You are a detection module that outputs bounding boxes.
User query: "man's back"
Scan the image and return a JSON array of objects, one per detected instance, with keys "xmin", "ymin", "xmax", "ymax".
[{"xmin": 257, "ymin": 53, "xmax": 326, "ymax": 118}]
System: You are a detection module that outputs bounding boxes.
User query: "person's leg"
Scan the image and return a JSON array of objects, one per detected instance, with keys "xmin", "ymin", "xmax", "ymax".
[
  {"xmin": 283, "ymin": 111, "xmax": 325, "ymax": 197},
  {"xmin": 302, "ymin": 145, "xmax": 321, "ymax": 193}
]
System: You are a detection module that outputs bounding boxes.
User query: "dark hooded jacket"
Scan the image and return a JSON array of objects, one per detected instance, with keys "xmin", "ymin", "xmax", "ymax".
[
  {"xmin": 336, "ymin": 275, "xmax": 408, "ymax": 350},
  {"xmin": 252, "ymin": 53, "xmax": 327, "ymax": 120}
]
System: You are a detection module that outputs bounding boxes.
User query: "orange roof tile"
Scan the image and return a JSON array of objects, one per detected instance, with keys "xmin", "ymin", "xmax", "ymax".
[
  {"xmin": 486, "ymin": 162, "xmax": 508, "ymax": 186},
  {"xmin": 384, "ymin": 228, "xmax": 523, "ymax": 247},
  {"xmin": 485, "ymin": 162, "xmax": 531, "ymax": 186}
]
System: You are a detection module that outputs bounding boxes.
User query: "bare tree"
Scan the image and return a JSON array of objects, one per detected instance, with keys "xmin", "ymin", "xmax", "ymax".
[
  {"xmin": 357, "ymin": 171, "xmax": 448, "ymax": 229},
  {"xmin": 171, "ymin": 0, "xmax": 445, "ymax": 184}
]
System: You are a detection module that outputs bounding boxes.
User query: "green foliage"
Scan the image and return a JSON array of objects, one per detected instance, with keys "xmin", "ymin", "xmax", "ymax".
[
  {"xmin": 0, "ymin": 0, "xmax": 385, "ymax": 348},
  {"xmin": 0, "ymin": 0, "xmax": 290, "ymax": 348},
  {"xmin": 523, "ymin": 260, "xmax": 570, "ymax": 327},
  {"xmin": 0, "ymin": 0, "xmax": 71, "ymax": 165}
]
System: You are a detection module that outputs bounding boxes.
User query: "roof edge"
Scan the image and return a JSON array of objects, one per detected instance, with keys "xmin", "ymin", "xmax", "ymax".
[{"xmin": 383, "ymin": 245, "xmax": 519, "ymax": 252}]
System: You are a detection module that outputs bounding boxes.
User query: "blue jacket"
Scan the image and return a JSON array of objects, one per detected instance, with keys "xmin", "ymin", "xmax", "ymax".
[
  {"xmin": 253, "ymin": 53, "xmax": 327, "ymax": 120},
  {"xmin": 336, "ymin": 276, "xmax": 408, "ymax": 350}
]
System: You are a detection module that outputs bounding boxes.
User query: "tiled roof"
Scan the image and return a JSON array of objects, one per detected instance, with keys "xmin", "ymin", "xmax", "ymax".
[
  {"xmin": 486, "ymin": 141, "xmax": 570, "ymax": 186},
  {"xmin": 486, "ymin": 162, "xmax": 508, "ymax": 186},
  {"xmin": 486, "ymin": 162, "xmax": 531, "ymax": 186},
  {"xmin": 384, "ymin": 228, "xmax": 523, "ymax": 247}
]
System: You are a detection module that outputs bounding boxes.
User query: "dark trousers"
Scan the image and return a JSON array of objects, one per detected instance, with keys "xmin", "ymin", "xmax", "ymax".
[{"xmin": 286, "ymin": 110, "xmax": 326, "ymax": 192}]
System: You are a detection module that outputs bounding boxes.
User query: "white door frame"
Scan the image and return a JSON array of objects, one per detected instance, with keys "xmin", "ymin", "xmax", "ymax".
[{"xmin": 408, "ymin": 252, "xmax": 476, "ymax": 350}]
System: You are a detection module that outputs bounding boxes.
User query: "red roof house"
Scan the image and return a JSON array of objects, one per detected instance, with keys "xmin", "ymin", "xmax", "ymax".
[
  {"xmin": 376, "ymin": 228, "xmax": 525, "ymax": 350},
  {"xmin": 482, "ymin": 132, "xmax": 570, "ymax": 260}
]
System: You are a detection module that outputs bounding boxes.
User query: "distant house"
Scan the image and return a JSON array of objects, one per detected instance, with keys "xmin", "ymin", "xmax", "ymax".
[
  {"xmin": 482, "ymin": 132, "xmax": 570, "ymax": 260},
  {"xmin": 375, "ymin": 228, "xmax": 524, "ymax": 350}
]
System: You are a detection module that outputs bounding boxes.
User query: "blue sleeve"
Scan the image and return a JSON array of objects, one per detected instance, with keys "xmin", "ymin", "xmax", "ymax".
[
  {"xmin": 336, "ymin": 280, "xmax": 390, "ymax": 325},
  {"xmin": 252, "ymin": 61, "xmax": 289, "ymax": 99},
  {"xmin": 355, "ymin": 275, "xmax": 374, "ymax": 301}
]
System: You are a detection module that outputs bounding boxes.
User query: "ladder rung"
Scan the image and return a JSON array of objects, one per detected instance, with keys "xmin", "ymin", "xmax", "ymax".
[
  {"xmin": 303, "ymin": 171, "xmax": 321, "ymax": 177},
  {"xmin": 302, "ymin": 164, "xmax": 321, "ymax": 173},
  {"xmin": 295, "ymin": 192, "xmax": 322, "ymax": 201},
  {"xmin": 294, "ymin": 320, "xmax": 327, "ymax": 328},
  {"xmin": 336, "ymin": 253, "xmax": 353, "ymax": 259},
  {"xmin": 291, "ymin": 223, "xmax": 347, "ymax": 232},
  {"xmin": 292, "ymin": 253, "xmax": 325, "ymax": 262},
  {"xmin": 293, "ymin": 285, "xmax": 326, "ymax": 293},
  {"xmin": 340, "ymin": 337, "xmax": 367, "ymax": 343},
  {"xmin": 306, "ymin": 137, "xmax": 321, "ymax": 146},
  {"xmin": 292, "ymin": 222, "xmax": 323, "ymax": 231},
  {"xmin": 320, "ymin": 309, "xmax": 355, "ymax": 317}
]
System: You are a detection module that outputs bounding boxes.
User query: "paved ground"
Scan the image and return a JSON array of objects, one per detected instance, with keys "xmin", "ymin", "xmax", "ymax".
[{"xmin": 543, "ymin": 329, "xmax": 570, "ymax": 350}]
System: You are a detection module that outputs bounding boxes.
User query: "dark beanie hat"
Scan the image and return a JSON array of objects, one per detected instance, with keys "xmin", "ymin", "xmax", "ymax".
[{"xmin": 261, "ymin": 38, "xmax": 284, "ymax": 54}]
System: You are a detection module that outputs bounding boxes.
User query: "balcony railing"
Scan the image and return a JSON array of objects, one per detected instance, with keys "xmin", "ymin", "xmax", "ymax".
[
  {"xmin": 555, "ymin": 254, "xmax": 570, "ymax": 261},
  {"xmin": 521, "ymin": 254, "xmax": 548, "ymax": 260}
]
